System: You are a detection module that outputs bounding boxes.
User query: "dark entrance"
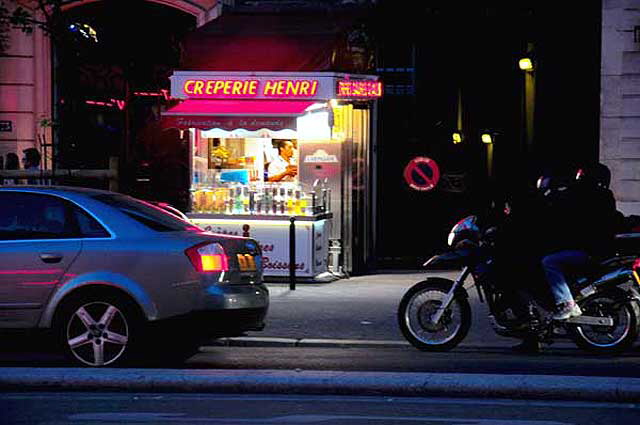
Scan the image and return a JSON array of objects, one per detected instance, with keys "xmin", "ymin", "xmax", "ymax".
[
  {"xmin": 56, "ymin": 1, "xmax": 195, "ymax": 208},
  {"xmin": 372, "ymin": 3, "xmax": 602, "ymax": 268}
]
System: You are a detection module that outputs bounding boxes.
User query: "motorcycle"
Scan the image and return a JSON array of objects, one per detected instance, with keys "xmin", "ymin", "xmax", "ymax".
[{"xmin": 398, "ymin": 215, "xmax": 640, "ymax": 354}]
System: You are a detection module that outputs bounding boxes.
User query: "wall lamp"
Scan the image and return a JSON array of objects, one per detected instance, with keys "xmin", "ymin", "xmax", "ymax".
[
  {"xmin": 481, "ymin": 131, "xmax": 495, "ymax": 144},
  {"xmin": 452, "ymin": 130, "xmax": 463, "ymax": 145},
  {"xmin": 518, "ymin": 57, "xmax": 534, "ymax": 72}
]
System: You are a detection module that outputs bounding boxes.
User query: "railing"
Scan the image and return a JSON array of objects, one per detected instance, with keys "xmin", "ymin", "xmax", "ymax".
[{"xmin": 0, "ymin": 157, "xmax": 119, "ymax": 192}]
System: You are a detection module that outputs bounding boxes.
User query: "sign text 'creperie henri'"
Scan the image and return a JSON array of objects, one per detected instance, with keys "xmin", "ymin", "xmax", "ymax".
[{"xmin": 183, "ymin": 79, "xmax": 319, "ymax": 98}]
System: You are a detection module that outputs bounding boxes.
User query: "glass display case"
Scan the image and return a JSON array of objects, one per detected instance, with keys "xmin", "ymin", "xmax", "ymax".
[
  {"xmin": 187, "ymin": 135, "xmax": 334, "ymax": 279},
  {"xmin": 190, "ymin": 137, "xmax": 332, "ymax": 217}
]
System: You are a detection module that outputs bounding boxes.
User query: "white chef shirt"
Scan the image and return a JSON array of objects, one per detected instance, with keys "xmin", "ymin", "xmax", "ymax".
[{"xmin": 267, "ymin": 156, "xmax": 296, "ymax": 182}]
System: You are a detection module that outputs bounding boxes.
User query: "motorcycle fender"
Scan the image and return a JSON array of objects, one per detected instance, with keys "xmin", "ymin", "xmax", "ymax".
[
  {"xmin": 578, "ymin": 268, "xmax": 637, "ymax": 299},
  {"xmin": 580, "ymin": 285, "xmax": 640, "ymax": 312},
  {"xmin": 414, "ymin": 277, "xmax": 470, "ymax": 300},
  {"xmin": 423, "ymin": 250, "xmax": 472, "ymax": 270}
]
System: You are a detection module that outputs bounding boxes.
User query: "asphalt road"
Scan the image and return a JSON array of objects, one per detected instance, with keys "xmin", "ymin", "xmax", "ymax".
[
  {"xmin": 1, "ymin": 341, "xmax": 639, "ymax": 378},
  {"xmin": 2, "ymin": 392, "xmax": 639, "ymax": 425},
  {"xmin": 185, "ymin": 346, "xmax": 640, "ymax": 377},
  {"xmin": 1, "ymin": 272, "xmax": 639, "ymax": 376}
]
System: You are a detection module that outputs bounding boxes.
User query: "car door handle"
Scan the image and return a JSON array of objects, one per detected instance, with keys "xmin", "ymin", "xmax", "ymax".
[{"xmin": 39, "ymin": 253, "xmax": 63, "ymax": 264}]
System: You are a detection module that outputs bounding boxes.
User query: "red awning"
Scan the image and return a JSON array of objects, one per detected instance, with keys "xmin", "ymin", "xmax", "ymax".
[
  {"xmin": 161, "ymin": 99, "xmax": 317, "ymax": 131},
  {"xmin": 180, "ymin": 11, "xmax": 371, "ymax": 73}
]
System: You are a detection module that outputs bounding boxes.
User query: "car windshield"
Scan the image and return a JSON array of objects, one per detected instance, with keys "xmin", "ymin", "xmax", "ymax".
[{"xmin": 93, "ymin": 194, "xmax": 198, "ymax": 232}]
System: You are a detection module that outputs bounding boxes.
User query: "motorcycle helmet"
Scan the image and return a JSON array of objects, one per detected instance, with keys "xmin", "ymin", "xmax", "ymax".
[
  {"xmin": 536, "ymin": 163, "xmax": 574, "ymax": 197},
  {"xmin": 576, "ymin": 162, "xmax": 611, "ymax": 189},
  {"xmin": 536, "ymin": 175, "xmax": 571, "ymax": 197},
  {"xmin": 536, "ymin": 175, "xmax": 552, "ymax": 192}
]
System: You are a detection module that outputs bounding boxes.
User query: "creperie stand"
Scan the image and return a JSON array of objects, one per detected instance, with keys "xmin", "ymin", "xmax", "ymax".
[{"xmin": 163, "ymin": 71, "xmax": 381, "ymax": 279}]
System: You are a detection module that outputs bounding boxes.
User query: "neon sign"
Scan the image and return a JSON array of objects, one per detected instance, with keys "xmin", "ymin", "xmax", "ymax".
[
  {"xmin": 337, "ymin": 79, "xmax": 383, "ymax": 98},
  {"xmin": 182, "ymin": 79, "xmax": 319, "ymax": 98},
  {"xmin": 86, "ymin": 99, "xmax": 126, "ymax": 110},
  {"xmin": 133, "ymin": 89, "xmax": 171, "ymax": 100},
  {"xmin": 84, "ymin": 91, "xmax": 174, "ymax": 110}
]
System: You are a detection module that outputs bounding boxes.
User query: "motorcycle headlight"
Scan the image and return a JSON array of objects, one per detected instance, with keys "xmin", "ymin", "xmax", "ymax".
[{"xmin": 447, "ymin": 232, "xmax": 455, "ymax": 246}]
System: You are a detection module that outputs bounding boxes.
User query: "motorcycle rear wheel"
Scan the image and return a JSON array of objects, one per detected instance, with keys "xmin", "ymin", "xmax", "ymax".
[
  {"xmin": 398, "ymin": 278, "xmax": 471, "ymax": 351},
  {"xmin": 571, "ymin": 290, "xmax": 640, "ymax": 354}
]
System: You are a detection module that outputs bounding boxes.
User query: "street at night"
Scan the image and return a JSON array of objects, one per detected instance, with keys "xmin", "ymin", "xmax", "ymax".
[
  {"xmin": 2, "ymin": 273, "xmax": 640, "ymax": 377},
  {"xmin": 2, "ymin": 0, "xmax": 640, "ymax": 423}
]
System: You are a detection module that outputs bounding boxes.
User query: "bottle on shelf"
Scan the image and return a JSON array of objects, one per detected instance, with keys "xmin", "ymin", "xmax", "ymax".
[
  {"xmin": 204, "ymin": 189, "xmax": 214, "ymax": 213},
  {"xmin": 301, "ymin": 191, "xmax": 310, "ymax": 216},
  {"xmin": 249, "ymin": 190, "xmax": 256, "ymax": 214},
  {"xmin": 256, "ymin": 190, "xmax": 263, "ymax": 214},
  {"xmin": 234, "ymin": 186, "xmax": 243, "ymax": 214},
  {"xmin": 287, "ymin": 188, "xmax": 294, "ymax": 215},
  {"xmin": 242, "ymin": 186, "xmax": 250, "ymax": 214},
  {"xmin": 226, "ymin": 188, "xmax": 234, "ymax": 214},
  {"xmin": 264, "ymin": 187, "xmax": 272, "ymax": 215},
  {"xmin": 272, "ymin": 187, "xmax": 281, "ymax": 215},
  {"xmin": 294, "ymin": 189, "xmax": 302, "ymax": 215}
]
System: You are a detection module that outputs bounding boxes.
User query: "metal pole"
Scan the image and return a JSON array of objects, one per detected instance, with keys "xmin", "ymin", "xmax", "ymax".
[{"xmin": 289, "ymin": 216, "xmax": 296, "ymax": 290}]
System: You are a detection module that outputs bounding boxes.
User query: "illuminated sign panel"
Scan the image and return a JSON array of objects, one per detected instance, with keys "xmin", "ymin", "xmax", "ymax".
[
  {"xmin": 182, "ymin": 79, "xmax": 319, "ymax": 98},
  {"xmin": 170, "ymin": 72, "xmax": 381, "ymax": 100},
  {"xmin": 337, "ymin": 80, "xmax": 383, "ymax": 98}
]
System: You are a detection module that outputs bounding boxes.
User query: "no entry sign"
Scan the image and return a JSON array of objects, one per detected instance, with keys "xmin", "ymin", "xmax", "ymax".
[{"xmin": 403, "ymin": 157, "xmax": 440, "ymax": 191}]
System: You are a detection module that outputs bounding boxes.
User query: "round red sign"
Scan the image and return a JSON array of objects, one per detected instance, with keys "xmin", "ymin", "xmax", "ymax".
[{"xmin": 403, "ymin": 157, "xmax": 440, "ymax": 191}]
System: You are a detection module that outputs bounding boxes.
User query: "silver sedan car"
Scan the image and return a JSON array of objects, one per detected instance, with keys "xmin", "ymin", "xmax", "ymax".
[{"xmin": 0, "ymin": 186, "xmax": 268, "ymax": 367}]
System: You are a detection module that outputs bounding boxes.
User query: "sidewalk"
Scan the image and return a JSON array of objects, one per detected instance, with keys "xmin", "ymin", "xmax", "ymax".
[{"xmin": 214, "ymin": 270, "xmax": 539, "ymax": 350}]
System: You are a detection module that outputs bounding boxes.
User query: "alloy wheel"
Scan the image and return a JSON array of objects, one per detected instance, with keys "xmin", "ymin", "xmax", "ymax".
[{"xmin": 65, "ymin": 301, "xmax": 129, "ymax": 366}]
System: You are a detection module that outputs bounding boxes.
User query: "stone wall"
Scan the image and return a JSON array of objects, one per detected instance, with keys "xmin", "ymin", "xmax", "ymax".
[{"xmin": 601, "ymin": 0, "xmax": 640, "ymax": 215}]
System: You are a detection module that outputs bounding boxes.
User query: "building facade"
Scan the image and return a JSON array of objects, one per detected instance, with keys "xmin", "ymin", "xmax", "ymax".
[
  {"xmin": 601, "ymin": 0, "xmax": 640, "ymax": 215},
  {"xmin": 1, "ymin": 0, "xmax": 638, "ymax": 269}
]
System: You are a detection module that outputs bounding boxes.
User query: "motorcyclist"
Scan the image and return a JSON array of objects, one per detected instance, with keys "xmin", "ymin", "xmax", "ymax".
[
  {"xmin": 487, "ymin": 178, "xmax": 550, "ymax": 353},
  {"xmin": 574, "ymin": 163, "xmax": 625, "ymax": 236},
  {"xmin": 539, "ymin": 162, "xmax": 621, "ymax": 321}
]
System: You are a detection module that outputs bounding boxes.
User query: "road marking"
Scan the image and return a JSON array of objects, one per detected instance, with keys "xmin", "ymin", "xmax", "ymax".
[
  {"xmin": 1, "ymin": 393, "xmax": 639, "ymax": 409},
  {"xmin": 69, "ymin": 412, "xmax": 571, "ymax": 424}
]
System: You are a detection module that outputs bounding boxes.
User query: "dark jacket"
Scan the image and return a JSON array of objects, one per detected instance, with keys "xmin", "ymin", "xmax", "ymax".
[{"xmin": 541, "ymin": 182, "xmax": 620, "ymax": 258}]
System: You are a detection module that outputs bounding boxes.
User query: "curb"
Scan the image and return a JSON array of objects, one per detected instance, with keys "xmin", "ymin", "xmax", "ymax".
[
  {"xmin": 205, "ymin": 337, "xmax": 581, "ymax": 352},
  {"xmin": 1, "ymin": 368, "xmax": 640, "ymax": 402},
  {"xmin": 211, "ymin": 337, "xmax": 410, "ymax": 348}
]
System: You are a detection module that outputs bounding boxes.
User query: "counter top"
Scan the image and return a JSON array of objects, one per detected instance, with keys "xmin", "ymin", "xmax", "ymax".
[{"xmin": 187, "ymin": 212, "xmax": 333, "ymax": 222}]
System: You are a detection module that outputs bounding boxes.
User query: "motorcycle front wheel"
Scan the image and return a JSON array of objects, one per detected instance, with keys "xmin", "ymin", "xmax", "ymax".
[
  {"xmin": 398, "ymin": 278, "xmax": 471, "ymax": 351},
  {"xmin": 571, "ymin": 289, "xmax": 640, "ymax": 354}
]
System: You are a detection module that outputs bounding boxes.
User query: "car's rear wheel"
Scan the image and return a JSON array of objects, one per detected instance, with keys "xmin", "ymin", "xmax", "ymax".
[{"xmin": 55, "ymin": 291, "xmax": 144, "ymax": 367}]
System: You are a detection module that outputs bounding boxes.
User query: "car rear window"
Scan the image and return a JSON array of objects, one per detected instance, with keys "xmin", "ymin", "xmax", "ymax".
[
  {"xmin": 93, "ymin": 194, "xmax": 193, "ymax": 232},
  {"xmin": 72, "ymin": 207, "xmax": 110, "ymax": 238}
]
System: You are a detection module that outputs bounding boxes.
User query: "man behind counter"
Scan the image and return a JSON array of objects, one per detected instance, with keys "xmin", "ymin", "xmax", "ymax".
[{"xmin": 267, "ymin": 140, "xmax": 298, "ymax": 182}]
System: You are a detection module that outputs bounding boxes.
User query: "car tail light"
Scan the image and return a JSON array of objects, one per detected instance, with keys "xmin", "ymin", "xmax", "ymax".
[
  {"xmin": 633, "ymin": 258, "xmax": 640, "ymax": 285},
  {"xmin": 185, "ymin": 242, "xmax": 229, "ymax": 272}
]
